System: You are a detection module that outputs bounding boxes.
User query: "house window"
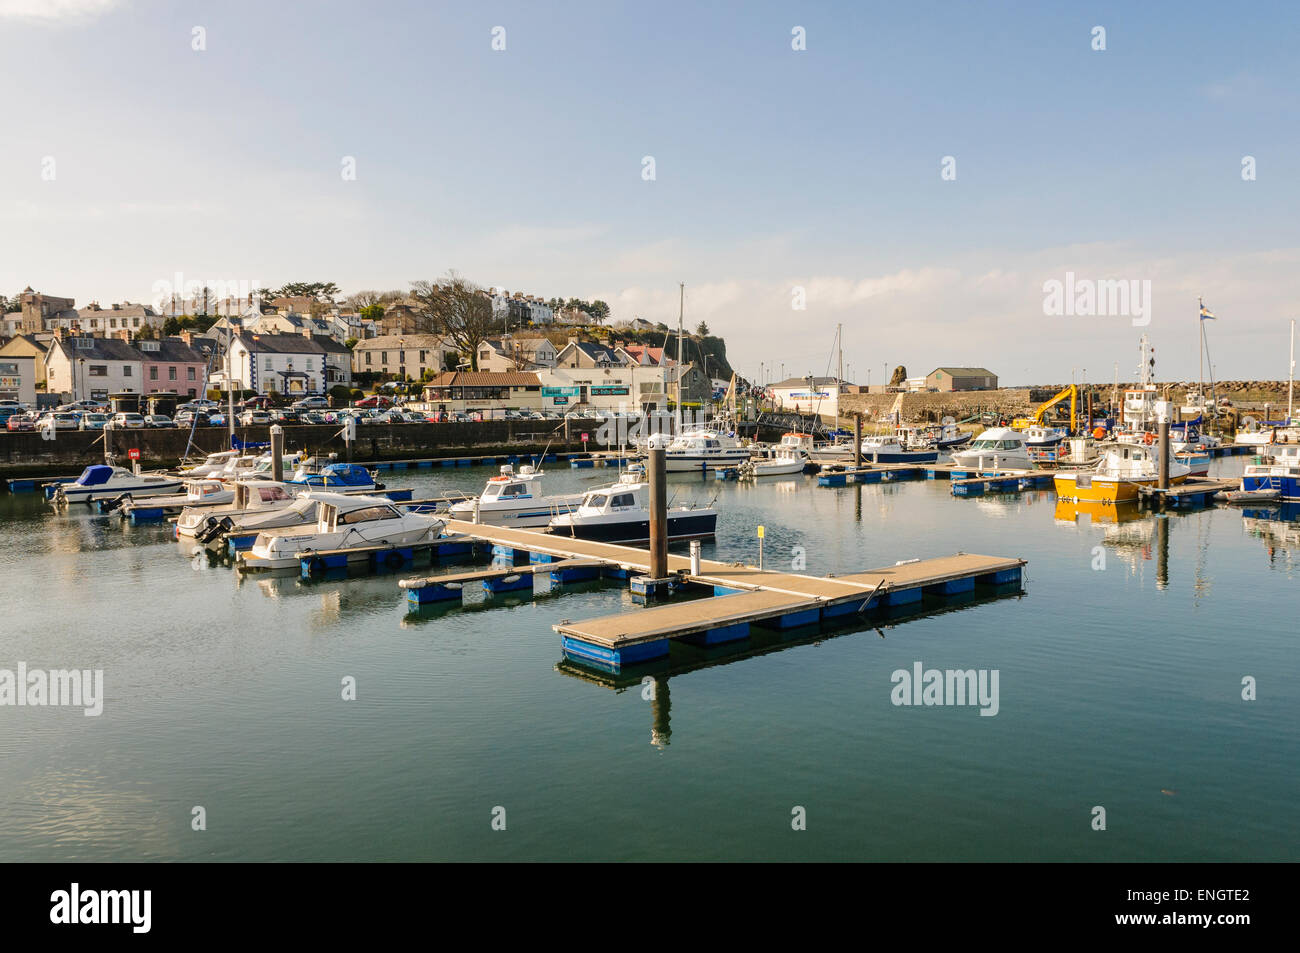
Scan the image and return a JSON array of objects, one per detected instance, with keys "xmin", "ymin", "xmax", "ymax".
[
  {"xmin": 382, "ymin": 351, "xmax": 390, "ymax": 364},
  {"xmin": 88, "ymin": 365, "xmax": 107, "ymax": 377},
  {"xmin": 187, "ymin": 367, "xmax": 196, "ymax": 380},
  {"xmin": 264, "ymin": 357, "xmax": 273, "ymax": 370},
  {"xmin": 123, "ymin": 365, "xmax": 132, "ymax": 377},
  {"xmin": 306, "ymin": 358, "xmax": 313, "ymax": 370},
  {"xmin": 365, "ymin": 352, "xmax": 372, "ymax": 366},
  {"xmin": 133, "ymin": 318, "xmax": 141, "ymax": 327},
  {"xmin": 149, "ymin": 366, "xmax": 159, "ymax": 380},
  {"xmin": 419, "ymin": 350, "xmax": 427, "ymax": 363},
  {"xmin": 168, "ymin": 367, "xmax": 177, "ymax": 380}
]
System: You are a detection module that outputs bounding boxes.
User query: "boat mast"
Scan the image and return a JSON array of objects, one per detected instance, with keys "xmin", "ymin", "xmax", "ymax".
[
  {"xmin": 1197, "ymin": 296, "xmax": 1204, "ymax": 403},
  {"xmin": 227, "ymin": 325, "xmax": 235, "ymax": 444},
  {"xmin": 1289, "ymin": 317, "xmax": 1296, "ymax": 424},
  {"xmin": 836, "ymin": 322, "xmax": 843, "ymax": 433},
  {"xmin": 676, "ymin": 282, "xmax": 684, "ymax": 433}
]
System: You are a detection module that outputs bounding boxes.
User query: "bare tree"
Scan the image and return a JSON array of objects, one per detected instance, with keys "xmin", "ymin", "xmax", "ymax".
[{"xmin": 410, "ymin": 272, "xmax": 500, "ymax": 371}]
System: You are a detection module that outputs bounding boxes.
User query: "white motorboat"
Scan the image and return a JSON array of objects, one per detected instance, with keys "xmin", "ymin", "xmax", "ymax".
[
  {"xmin": 448, "ymin": 465, "xmax": 583, "ymax": 527},
  {"xmin": 1023, "ymin": 424, "xmax": 1066, "ymax": 448},
  {"xmin": 177, "ymin": 480, "xmax": 300, "ymax": 538},
  {"xmin": 741, "ymin": 446, "xmax": 807, "ymax": 477},
  {"xmin": 239, "ymin": 495, "xmax": 445, "ymax": 570},
  {"xmin": 548, "ymin": 473, "xmax": 717, "ymax": 543},
  {"xmin": 119, "ymin": 477, "xmax": 238, "ymax": 518},
  {"xmin": 52, "ymin": 465, "xmax": 186, "ymax": 505},
  {"xmin": 949, "ymin": 428, "xmax": 1035, "ymax": 471},
  {"xmin": 663, "ymin": 429, "xmax": 752, "ymax": 471}
]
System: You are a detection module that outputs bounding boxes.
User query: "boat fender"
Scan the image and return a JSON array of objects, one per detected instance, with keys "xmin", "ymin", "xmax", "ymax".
[
  {"xmin": 307, "ymin": 556, "xmax": 325, "ymax": 575},
  {"xmin": 1143, "ymin": 433, "xmax": 1154, "ymax": 445},
  {"xmin": 384, "ymin": 550, "xmax": 404, "ymax": 570}
]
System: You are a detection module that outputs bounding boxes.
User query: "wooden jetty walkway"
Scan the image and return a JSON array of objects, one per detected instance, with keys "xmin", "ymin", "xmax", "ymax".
[
  {"xmin": 402, "ymin": 519, "xmax": 1024, "ymax": 670},
  {"xmin": 1138, "ymin": 476, "xmax": 1241, "ymax": 509}
]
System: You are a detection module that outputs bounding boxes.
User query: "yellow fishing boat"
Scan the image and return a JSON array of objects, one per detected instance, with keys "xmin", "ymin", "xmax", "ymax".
[{"xmin": 1053, "ymin": 443, "xmax": 1189, "ymax": 503}]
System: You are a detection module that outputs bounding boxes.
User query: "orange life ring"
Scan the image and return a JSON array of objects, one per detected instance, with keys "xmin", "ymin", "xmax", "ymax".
[{"xmin": 1143, "ymin": 432, "xmax": 1154, "ymax": 445}]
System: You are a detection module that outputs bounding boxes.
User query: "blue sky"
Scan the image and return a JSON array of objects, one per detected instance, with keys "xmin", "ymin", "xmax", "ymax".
[{"xmin": 2, "ymin": 0, "xmax": 1299, "ymax": 385}]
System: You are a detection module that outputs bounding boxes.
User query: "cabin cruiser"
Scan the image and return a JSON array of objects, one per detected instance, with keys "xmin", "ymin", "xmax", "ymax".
[
  {"xmin": 1170, "ymin": 418, "xmax": 1221, "ymax": 453},
  {"xmin": 212, "ymin": 454, "xmax": 265, "ymax": 481},
  {"xmin": 548, "ymin": 473, "xmax": 717, "ymax": 543},
  {"xmin": 949, "ymin": 428, "xmax": 1035, "ymax": 471},
  {"xmin": 1053, "ymin": 443, "xmax": 1190, "ymax": 503},
  {"xmin": 449, "ymin": 464, "xmax": 583, "ymax": 527},
  {"xmin": 285, "ymin": 462, "xmax": 379, "ymax": 490},
  {"xmin": 239, "ymin": 496, "xmax": 445, "ymax": 570},
  {"xmin": 741, "ymin": 446, "xmax": 807, "ymax": 477},
  {"xmin": 1022, "ymin": 424, "xmax": 1066, "ymax": 448},
  {"xmin": 857, "ymin": 434, "xmax": 939, "ymax": 464},
  {"xmin": 920, "ymin": 418, "xmax": 971, "ymax": 450},
  {"xmin": 178, "ymin": 451, "xmax": 240, "ymax": 478},
  {"xmin": 663, "ymin": 429, "xmax": 752, "ymax": 471},
  {"xmin": 177, "ymin": 480, "xmax": 300, "ymax": 538},
  {"xmin": 754, "ymin": 432, "xmax": 814, "ymax": 459},
  {"xmin": 119, "ymin": 477, "xmax": 235, "ymax": 518},
  {"xmin": 52, "ymin": 465, "xmax": 186, "ymax": 505}
]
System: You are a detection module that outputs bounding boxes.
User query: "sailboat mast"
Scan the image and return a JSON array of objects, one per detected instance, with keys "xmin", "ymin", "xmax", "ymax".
[
  {"xmin": 836, "ymin": 322, "xmax": 843, "ymax": 432},
  {"xmin": 1290, "ymin": 317, "xmax": 1296, "ymax": 424},
  {"xmin": 676, "ymin": 282, "xmax": 684, "ymax": 432}
]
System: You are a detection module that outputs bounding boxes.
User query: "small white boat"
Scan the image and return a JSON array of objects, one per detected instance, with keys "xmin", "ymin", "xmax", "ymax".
[
  {"xmin": 178, "ymin": 451, "xmax": 240, "ymax": 477},
  {"xmin": 949, "ymin": 428, "xmax": 1035, "ymax": 471},
  {"xmin": 859, "ymin": 434, "xmax": 939, "ymax": 464},
  {"xmin": 449, "ymin": 465, "xmax": 583, "ymax": 527},
  {"xmin": 52, "ymin": 465, "xmax": 186, "ymax": 505},
  {"xmin": 742, "ymin": 446, "xmax": 806, "ymax": 477},
  {"xmin": 548, "ymin": 473, "xmax": 717, "ymax": 543},
  {"xmin": 240, "ymin": 495, "xmax": 445, "ymax": 570}
]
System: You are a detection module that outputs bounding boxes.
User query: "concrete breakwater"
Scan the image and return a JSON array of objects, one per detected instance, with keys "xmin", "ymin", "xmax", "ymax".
[{"xmin": 0, "ymin": 421, "xmax": 590, "ymax": 477}]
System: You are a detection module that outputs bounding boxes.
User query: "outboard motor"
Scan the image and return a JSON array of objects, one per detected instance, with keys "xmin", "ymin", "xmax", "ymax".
[{"xmin": 102, "ymin": 493, "xmax": 130, "ymax": 513}]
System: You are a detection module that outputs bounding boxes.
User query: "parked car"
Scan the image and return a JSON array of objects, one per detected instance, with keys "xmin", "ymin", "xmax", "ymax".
[
  {"xmin": 178, "ymin": 398, "xmax": 221, "ymax": 412},
  {"xmin": 238, "ymin": 410, "xmax": 273, "ymax": 426},
  {"xmin": 291, "ymin": 396, "xmax": 331, "ymax": 411},
  {"xmin": 298, "ymin": 411, "xmax": 326, "ymax": 425},
  {"xmin": 354, "ymin": 395, "xmax": 393, "ymax": 409},
  {"xmin": 6, "ymin": 414, "xmax": 36, "ymax": 432},
  {"xmin": 174, "ymin": 410, "xmax": 211, "ymax": 428},
  {"xmin": 144, "ymin": 414, "xmax": 177, "ymax": 429},
  {"xmin": 41, "ymin": 412, "xmax": 81, "ymax": 431},
  {"xmin": 108, "ymin": 412, "xmax": 146, "ymax": 430},
  {"xmin": 79, "ymin": 412, "xmax": 110, "ymax": 431},
  {"xmin": 208, "ymin": 412, "xmax": 226, "ymax": 427}
]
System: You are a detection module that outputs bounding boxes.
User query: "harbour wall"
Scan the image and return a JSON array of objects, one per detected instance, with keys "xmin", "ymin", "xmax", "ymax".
[
  {"xmin": 0, "ymin": 422, "xmax": 591, "ymax": 477},
  {"xmin": 839, "ymin": 389, "xmax": 1038, "ymax": 423}
]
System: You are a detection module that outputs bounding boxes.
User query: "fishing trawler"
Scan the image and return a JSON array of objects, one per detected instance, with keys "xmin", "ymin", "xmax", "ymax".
[{"xmin": 1053, "ymin": 443, "xmax": 1190, "ymax": 503}]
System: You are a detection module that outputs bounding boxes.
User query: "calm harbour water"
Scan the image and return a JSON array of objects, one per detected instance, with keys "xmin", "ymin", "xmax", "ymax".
[{"xmin": 0, "ymin": 455, "xmax": 1296, "ymax": 862}]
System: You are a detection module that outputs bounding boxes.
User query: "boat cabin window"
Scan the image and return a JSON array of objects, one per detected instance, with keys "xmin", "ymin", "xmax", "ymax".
[
  {"xmin": 501, "ymin": 483, "xmax": 528, "ymax": 497},
  {"xmin": 610, "ymin": 493, "xmax": 635, "ymax": 509},
  {"xmin": 339, "ymin": 505, "xmax": 399, "ymax": 524},
  {"xmin": 588, "ymin": 493, "xmax": 610, "ymax": 508},
  {"xmin": 258, "ymin": 487, "xmax": 290, "ymax": 502}
]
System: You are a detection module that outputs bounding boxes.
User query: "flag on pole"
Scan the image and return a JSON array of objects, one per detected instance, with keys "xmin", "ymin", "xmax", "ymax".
[{"xmin": 1199, "ymin": 301, "xmax": 1216, "ymax": 320}]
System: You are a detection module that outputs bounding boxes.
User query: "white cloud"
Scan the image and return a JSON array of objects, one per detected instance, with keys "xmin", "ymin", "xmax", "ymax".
[{"xmin": 0, "ymin": 0, "xmax": 122, "ymax": 23}]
